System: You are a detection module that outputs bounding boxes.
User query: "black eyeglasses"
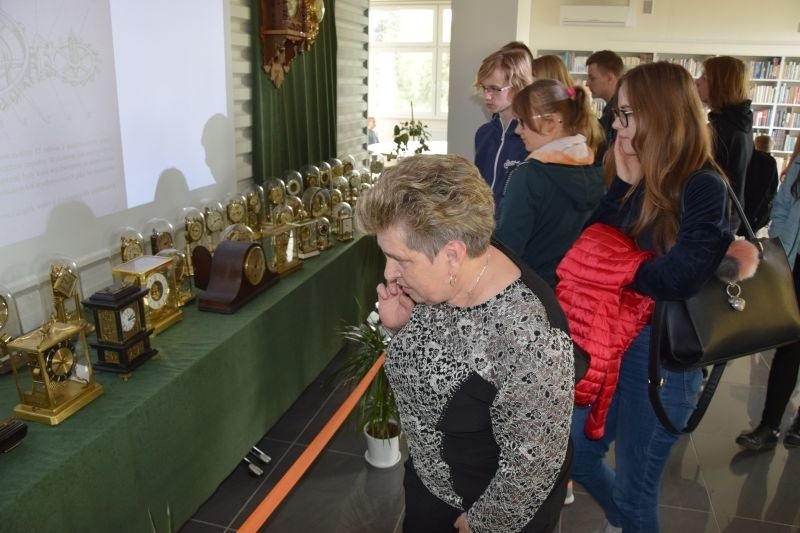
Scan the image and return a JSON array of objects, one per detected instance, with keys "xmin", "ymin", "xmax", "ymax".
[{"xmin": 612, "ymin": 107, "xmax": 635, "ymax": 128}]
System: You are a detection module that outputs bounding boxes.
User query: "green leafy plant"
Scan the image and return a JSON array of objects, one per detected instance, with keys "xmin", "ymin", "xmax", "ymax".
[
  {"xmin": 148, "ymin": 505, "xmax": 173, "ymax": 533},
  {"xmin": 392, "ymin": 101, "xmax": 431, "ymax": 157},
  {"xmin": 328, "ymin": 309, "xmax": 400, "ymax": 440}
]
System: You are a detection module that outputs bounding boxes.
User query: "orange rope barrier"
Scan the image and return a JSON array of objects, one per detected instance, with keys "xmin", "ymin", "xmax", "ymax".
[{"xmin": 237, "ymin": 353, "xmax": 386, "ymax": 533}]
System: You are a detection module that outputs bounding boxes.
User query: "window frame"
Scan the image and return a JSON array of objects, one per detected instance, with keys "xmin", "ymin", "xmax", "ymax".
[{"xmin": 368, "ymin": 1, "xmax": 451, "ymax": 120}]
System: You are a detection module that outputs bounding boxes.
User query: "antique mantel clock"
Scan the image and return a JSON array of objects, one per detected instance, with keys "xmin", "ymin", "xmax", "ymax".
[
  {"xmin": 112, "ymin": 256, "xmax": 183, "ymax": 335},
  {"xmin": 197, "ymin": 240, "xmax": 279, "ymax": 313},
  {"xmin": 260, "ymin": 0, "xmax": 308, "ymax": 87},
  {"xmin": 7, "ymin": 318, "xmax": 104, "ymax": 425},
  {"xmin": 83, "ymin": 283, "xmax": 157, "ymax": 374}
]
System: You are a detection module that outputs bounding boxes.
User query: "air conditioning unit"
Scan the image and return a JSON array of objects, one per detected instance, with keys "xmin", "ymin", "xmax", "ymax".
[{"xmin": 559, "ymin": 5, "xmax": 633, "ymax": 27}]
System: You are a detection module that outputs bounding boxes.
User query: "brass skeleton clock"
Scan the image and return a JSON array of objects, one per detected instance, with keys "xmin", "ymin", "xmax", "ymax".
[{"xmin": 8, "ymin": 318, "xmax": 104, "ymax": 425}]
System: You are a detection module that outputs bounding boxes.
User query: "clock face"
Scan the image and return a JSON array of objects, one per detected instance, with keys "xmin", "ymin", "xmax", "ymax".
[
  {"xmin": 227, "ymin": 201, "xmax": 246, "ymax": 224},
  {"xmin": 186, "ymin": 218, "xmax": 204, "ymax": 242},
  {"xmin": 317, "ymin": 220, "xmax": 329, "ymax": 237},
  {"xmin": 122, "ymin": 239, "xmax": 144, "ymax": 262},
  {"xmin": 146, "ymin": 272, "xmax": 170, "ymax": 310},
  {"xmin": 269, "ymin": 185, "xmax": 285, "ymax": 205},
  {"xmin": 244, "ymin": 246, "xmax": 266, "ymax": 285},
  {"xmin": 45, "ymin": 340, "xmax": 76, "ymax": 383},
  {"xmin": 286, "ymin": 177, "xmax": 302, "ymax": 197},
  {"xmin": 205, "ymin": 209, "xmax": 225, "ymax": 232},
  {"xmin": 120, "ymin": 307, "xmax": 137, "ymax": 333}
]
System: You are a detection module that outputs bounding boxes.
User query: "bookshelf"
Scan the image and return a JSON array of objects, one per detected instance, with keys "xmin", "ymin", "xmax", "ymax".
[{"xmin": 537, "ymin": 50, "xmax": 800, "ymax": 166}]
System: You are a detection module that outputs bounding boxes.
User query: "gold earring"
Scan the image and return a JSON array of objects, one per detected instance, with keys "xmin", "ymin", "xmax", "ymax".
[{"xmin": 449, "ymin": 274, "xmax": 456, "ymax": 287}]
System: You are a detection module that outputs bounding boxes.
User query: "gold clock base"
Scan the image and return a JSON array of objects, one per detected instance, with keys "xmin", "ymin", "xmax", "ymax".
[
  {"xmin": 151, "ymin": 309, "xmax": 183, "ymax": 336},
  {"xmin": 13, "ymin": 382, "xmax": 104, "ymax": 425},
  {"xmin": 274, "ymin": 258, "xmax": 302, "ymax": 278}
]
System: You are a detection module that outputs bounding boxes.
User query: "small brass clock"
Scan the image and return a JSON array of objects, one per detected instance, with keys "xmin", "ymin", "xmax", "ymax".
[
  {"xmin": 282, "ymin": 170, "xmax": 304, "ymax": 198},
  {"xmin": 299, "ymin": 164, "xmax": 321, "ymax": 189},
  {"xmin": 317, "ymin": 161, "xmax": 332, "ymax": 188},
  {"xmin": 157, "ymin": 248, "xmax": 195, "ymax": 307},
  {"xmin": 316, "ymin": 217, "xmax": 333, "ymax": 250},
  {"xmin": 225, "ymin": 194, "xmax": 248, "ymax": 225},
  {"xmin": 341, "ymin": 154, "xmax": 356, "ymax": 175},
  {"xmin": 83, "ymin": 283, "xmax": 158, "ymax": 374},
  {"xmin": 181, "ymin": 206, "xmax": 206, "ymax": 276},
  {"xmin": 262, "ymin": 224, "xmax": 302, "ymax": 276},
  {"xmin": 197, "ymin": 240, "xmax": 279, "ymax": 314},
  {"xmin": 303, "ymin": 187, "xmax": 332, "ymax": 219},
  {"xmin": 332, "ymin": 201, "xmax": 354, "ymax": 241},
  {"xmin": 203, "ymin": 202, "xmax": 226, "ymax": 251},
  {"xmin": 145, "ymin": 218, "xmax": 175, "ymax": 255},
  {"xmin": 294, "ymin": 220, "xmax": 320, "ymax": 259},
  {"xmin": 244, "ymin": 184, "xmax": 265, "ymax": 238},
  {"xmin": 327, "ymin": 158, "xmax": 344, "ymax": 179},
  {"xmin": 112, "ymin": 256, "xmax": 183, "ymax": 335},
  {"xmin": 286, "ymin": 194, "xmax": 308, "ymax": 222},
  {"xmin": 48, "ymin": 259, "xmax": 89, "ymax": 329},
  {"xmin": 264, "ymin": 177, "xmax": 287, "ymax": 226},
  {"xmin": 7, "ymin": 319, "xmax": 104, "ymax": 425},
  {"xmin": 119, "ymin": 229, "xmax": 145, "ymax": 263}
]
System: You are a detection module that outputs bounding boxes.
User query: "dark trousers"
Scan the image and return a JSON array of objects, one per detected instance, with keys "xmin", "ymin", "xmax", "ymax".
[
  {"xmin": 762, "ymin": 255, "xmax": 800, "ymax": 429},
  {"xmin": 402, "ymin": 443, "xmax": 572, "ymax": 533}
]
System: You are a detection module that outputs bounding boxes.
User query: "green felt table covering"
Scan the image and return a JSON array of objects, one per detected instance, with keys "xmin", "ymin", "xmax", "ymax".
[{"xmin": 0, "ymin": 234, "xmax": 383, "ymax": 532}]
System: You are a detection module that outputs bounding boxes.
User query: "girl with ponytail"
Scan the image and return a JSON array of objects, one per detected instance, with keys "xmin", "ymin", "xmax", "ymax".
[{"xmin": 494, "ymin": 79, "xmax": 604, "ymax": 287}]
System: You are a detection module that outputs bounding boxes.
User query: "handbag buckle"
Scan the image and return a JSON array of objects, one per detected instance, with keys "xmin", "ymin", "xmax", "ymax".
[{"xmin": 726, "ymin": 282, "xmax": 745, "ymax": 311}]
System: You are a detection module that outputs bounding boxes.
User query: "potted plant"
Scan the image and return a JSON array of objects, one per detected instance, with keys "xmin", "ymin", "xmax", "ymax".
[
  {"xmin": 329, "ymin": 306, "xmax": 402, "ymax": 468},
  {"xmin": 392, "ymin": 101, "xmax": 431, "ymax": 159}
]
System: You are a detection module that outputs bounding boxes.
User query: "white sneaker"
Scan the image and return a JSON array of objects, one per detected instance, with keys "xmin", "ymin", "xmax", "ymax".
[
  {"xmin": 564, "ymin": 480, "xmax": 575, "ymax": 505},
  {"xmin": 594, "ymin": 520, "xmax": 622, "ymax": 533}
]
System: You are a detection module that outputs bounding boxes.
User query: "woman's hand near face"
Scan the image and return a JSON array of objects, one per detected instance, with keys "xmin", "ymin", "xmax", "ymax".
[
  {"xmin": 614, "ymin": 137, "xmax": 643, "ymax": 185},
  {"xmin": 454, "ymin": 512, "xmax": 471, "ymax": 533},
  {"xmin": 376, "ymin": 280, "xmax": 414, "ymax": 332}
]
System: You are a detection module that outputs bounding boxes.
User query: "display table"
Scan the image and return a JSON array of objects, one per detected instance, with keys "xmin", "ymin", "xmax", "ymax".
[{"xmin": 0, "ymin": 234, "xmax": 383, "ymax": 532}]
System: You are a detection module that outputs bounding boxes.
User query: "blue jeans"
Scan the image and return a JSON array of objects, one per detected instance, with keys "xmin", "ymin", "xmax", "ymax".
[{"xmin": 570, "ymin": 326, "xmax": 702, "ymax": 532}]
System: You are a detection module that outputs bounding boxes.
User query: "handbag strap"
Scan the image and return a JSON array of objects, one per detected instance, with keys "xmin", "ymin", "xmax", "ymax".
[
  {"xmin": 648, "ymin": 301, "xmax": 728, "ymax": 433},
  {"xmin": 648, "ymin": 171, "xmax": 743, "ymax": 434}
]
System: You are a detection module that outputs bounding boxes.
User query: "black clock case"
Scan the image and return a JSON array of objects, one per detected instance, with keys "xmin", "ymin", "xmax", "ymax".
[{"xmin": 84, "ymin": 284, "xmax": 158, "ymax": 373}]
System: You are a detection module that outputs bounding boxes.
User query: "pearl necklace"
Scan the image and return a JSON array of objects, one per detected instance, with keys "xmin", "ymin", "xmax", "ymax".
[{"xmin": 466, "ymin": 252, "xmax": 490, "ymax": 297}]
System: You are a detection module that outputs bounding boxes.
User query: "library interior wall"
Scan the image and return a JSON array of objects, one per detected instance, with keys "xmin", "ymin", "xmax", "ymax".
[
  {"xmin": 447, "ymin": 0, "xmax": 799, "ymax": 162},
  {"xmin": 529, "ymin": 0, "xmax": 799, "ymax": 56}
]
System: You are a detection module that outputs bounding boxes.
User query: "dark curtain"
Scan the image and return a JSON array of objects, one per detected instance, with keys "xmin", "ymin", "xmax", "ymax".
[{"xmin": 251, "ymin": 0, "xmax": 338, "ymax": 182}]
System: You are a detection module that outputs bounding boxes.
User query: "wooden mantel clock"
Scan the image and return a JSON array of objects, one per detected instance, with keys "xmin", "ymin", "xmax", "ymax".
[
  {"xmin": 196, "ymin": 240, "xmax": 279, "ymax": 314},
  {"xmin": 260, "ymin": 0, "xmax": 325, "ymax": 87}
]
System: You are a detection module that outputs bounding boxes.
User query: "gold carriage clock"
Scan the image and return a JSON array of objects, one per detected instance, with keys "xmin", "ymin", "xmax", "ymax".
[
  {"xmin": 112, "ymin": 256, "xmax": 182, "ymax": 335},
  {"xmin": 83, "ymin": 283, "xmax": 158, "ymax": 374},
  {"xmin": 7, "ymin": 318, "xmax": 104, "ymax": 425}
]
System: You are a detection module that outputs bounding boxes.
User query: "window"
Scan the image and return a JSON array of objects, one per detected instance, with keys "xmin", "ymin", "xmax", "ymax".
[{"xmin": 368, "ymin": 2, "xmax": 451, "ymax": 119}]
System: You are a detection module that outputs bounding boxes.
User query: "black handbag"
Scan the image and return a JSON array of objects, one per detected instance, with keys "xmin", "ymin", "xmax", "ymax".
[{"xmin": 649, "ymin": 179, "xmax": 800, "ymax": 434}]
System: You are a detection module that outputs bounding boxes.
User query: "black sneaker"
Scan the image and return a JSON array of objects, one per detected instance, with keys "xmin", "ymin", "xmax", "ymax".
[
  {"xmin": 784, "ymin": 414, "xmax": 800, "ymax": 448},
  {"xmin": 736, "ymin": 423, "xmax": 779, "ymax": 451}
]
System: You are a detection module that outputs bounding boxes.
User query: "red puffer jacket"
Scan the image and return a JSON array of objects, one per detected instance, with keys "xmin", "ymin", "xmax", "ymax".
[{"xmin": 556, "ymin": 223, "xmax": 655, "ymax": 439}]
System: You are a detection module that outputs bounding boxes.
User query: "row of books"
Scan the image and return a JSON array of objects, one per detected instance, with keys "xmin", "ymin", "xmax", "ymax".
[
  {"xmin": 776, "ymin": 84, "xmax": 800, "ymax": 105},
  {"xmin": 773, "ymin": 130, "xmax": 798, "ymax": 152},
  {"xmin": 751, "ymin": 84, "xmax": 776, "ymax": 103},
  {"xmin": 773, "ymin": 110, "xmax": 800, "ymax": 129},
  {"xmin": 782, "ymin": 62, "xmax": 800, "ymax": 81},
  {"xmin": 753, "ymin": 108, "xmax": 772, "ymax": 127},
  {"xmin": 664, "ymin": 57, "xmax": 703, "ymax": 77},
  {"xmin": 556, "ymin": 51, "xmax": 653, "ymax": 74},
  {"xmin": 749, "ymin": 58, "xmax": 782, "ymax": 80}
]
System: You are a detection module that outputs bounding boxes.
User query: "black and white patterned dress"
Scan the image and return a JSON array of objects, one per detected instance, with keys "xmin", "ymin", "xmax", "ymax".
[{"xmin": 387, "ymin": 278, "xmax": 575, "ymax": 533}]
